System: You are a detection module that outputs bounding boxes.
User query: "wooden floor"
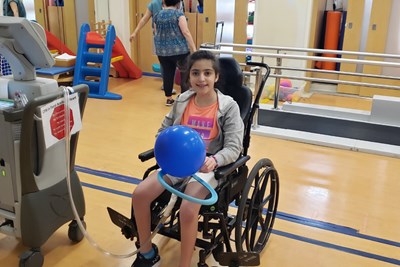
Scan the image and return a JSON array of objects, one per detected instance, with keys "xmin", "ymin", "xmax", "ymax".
[{"xmin": 1, "ymin": 76, "xmax": 399, "ymax": 267}]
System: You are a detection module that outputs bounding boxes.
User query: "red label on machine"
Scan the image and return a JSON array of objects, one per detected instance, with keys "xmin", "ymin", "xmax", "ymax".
[
  {"xmin": 39, "ymin": 94, "xmax": 82, "ymax": 149},
  {"xmin": 50, "ymin": 104, "xmax": 75, "ymax": 140}
]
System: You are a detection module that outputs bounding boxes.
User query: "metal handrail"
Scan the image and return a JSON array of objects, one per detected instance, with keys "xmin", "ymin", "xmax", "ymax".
[
  {"xmin": 242, "ymin": 71, "xmax": 400, "ymax": 91},
  {"xmin": 207, "ymin": 48, "xmax": 400, "ymax": 68},
  {"xmin": 202, "ymin": 45, "xmax": 400, "ymax": 109},
  {"xmin": 219, "ymin": 43, "xmax": 400, "ymax": 60},
  {"xmin": 240, "ymin": 64, "xmax": 400, "ymax": 81},
  {"xmin": 271, "ymin": 66, "xmax": 400, "ymax": 81},
  {"xmin": 267, "ymin": 74, "xmax": 400, "ymax": 91}
]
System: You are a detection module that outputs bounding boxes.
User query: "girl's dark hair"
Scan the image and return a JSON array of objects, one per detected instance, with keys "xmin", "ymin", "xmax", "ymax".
[
  {"xmin": 183, "ymin": 50, "xmax": 220, "ymax": 85},
  {"xmin": 164, "ymin": 0, "xmax": 181, "ymax": 7}
]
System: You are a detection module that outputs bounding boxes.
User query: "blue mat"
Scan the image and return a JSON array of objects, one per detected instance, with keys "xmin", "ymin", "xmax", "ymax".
[{"xmin": 36, "ymin": 66, "xmax": 75, "ymax": 75}]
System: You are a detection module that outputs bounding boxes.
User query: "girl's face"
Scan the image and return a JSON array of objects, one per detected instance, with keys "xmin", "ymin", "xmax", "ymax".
[{"xmin": 189, "ymin": 59, "xmax": 219, "ymax": 94}]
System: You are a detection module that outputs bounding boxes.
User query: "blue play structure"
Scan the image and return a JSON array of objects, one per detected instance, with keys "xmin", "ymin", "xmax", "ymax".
[{"xmin": 73, "ymin": 23, "xmax": 121, "ymax": 100}]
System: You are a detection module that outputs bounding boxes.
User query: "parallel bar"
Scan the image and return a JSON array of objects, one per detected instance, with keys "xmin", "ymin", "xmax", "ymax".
[
  {"xmin": 219, "ymin": 43, "xmax": 400, "ymax": 60},
  {"xmin": 271, "ymin": 66, "xmax": 400, "ymax": 81},
  {"xmin": 203, "ymin": 49, "xmax": 400, "ymax": 68},
  {"xmin": 268, "ymin": 74, "xmax": 400, "ymax": 91}
]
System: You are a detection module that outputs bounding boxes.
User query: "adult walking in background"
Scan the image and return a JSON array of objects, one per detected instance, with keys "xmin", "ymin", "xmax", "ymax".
[
  {"xmin": 3, "ymin": 0, "xmax": 26, "ymax": 17},
  {"xmin": 130, "ymin": 0, "xmax": 178, "ymax": 95},
  {"xmin": 1, "ymin": 0, "xmax": 26, "ymax": 76},
  {"xmin": 154, "ymin": 0, "xmax": 196, "ymax": 106},
  {"xmin": 130, "ymin": 0, "xmax": 162, "ymax": 42}
]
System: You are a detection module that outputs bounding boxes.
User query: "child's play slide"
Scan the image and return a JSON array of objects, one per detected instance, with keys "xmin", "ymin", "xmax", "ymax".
[
  {"xmin": 46, "ymin": 29, "xmax": 141, "ymax": 79},
  {"xmin": 45, "ymin": 30, "xmax": 75, "ymax": 56},
  {"xmin": 111, "ymin": 37, "xmax": 142, "ymax": 79}
]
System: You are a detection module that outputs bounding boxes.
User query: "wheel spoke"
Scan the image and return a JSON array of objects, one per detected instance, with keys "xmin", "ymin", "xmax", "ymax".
[{"xmin": 235, "ymin": 158, "xmax": 280, "ymax": 253}]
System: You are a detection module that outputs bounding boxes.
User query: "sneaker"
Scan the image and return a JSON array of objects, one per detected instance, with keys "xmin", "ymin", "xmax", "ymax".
[
  {"xmin": 165, "ymin": 99, "xmax": 175, "ymax": 106},
  {"xmin": 132, "ymin": 244, "xmax": 161, "ymax": 267}
]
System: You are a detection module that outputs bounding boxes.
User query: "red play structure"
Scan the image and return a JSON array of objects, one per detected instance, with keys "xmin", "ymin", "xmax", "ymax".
[
  {"xmin": 45, "ymin": 29, "xmax": 142, "ymax": 79},
  {"xmin": 45, "ymin": 30, "xmax": 75, "ymax": 56}
]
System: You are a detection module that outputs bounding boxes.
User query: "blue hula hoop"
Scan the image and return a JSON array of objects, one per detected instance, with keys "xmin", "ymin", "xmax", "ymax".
[{"xmin": 157, "ymin": 170, "xmax": 218, "ymax": 205}]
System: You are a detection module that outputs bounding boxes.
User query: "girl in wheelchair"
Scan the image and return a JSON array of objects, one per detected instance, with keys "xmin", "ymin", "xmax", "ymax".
[{"xmin": 131, "ymin": 50, "xmax": 244, "ymax": 267}]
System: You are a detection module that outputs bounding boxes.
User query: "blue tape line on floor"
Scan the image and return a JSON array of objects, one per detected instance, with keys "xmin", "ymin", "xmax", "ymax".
[
  {"xmin": 276, "ymin": 211, "xmax": 400, "ymax": 248},
  {"xmin": 81, "ymin": 182, "xmax": 131, "ymax": 198},
  {"xmin": 80, "ymin": 180, "xmax": 400, "ymax": 266},
  {"xmin": 272, "ymin": 229, "xmax": 400, "ymax": 266},
  {"xmin": 76, "ymin": 165, "xmax": 400, "ymax": 248},
  {"xmin": 76, "ymin": 165, "xmax": 142, "ymax": 184}
]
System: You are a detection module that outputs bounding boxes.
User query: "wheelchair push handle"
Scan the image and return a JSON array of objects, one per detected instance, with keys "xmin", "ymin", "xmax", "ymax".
[
  {"xmin": 245, "ymin": 61, "xmax": 271, "ymax": 105},
  {"xmin": 246, "ymin": 61, "xmax": 268, "ymax": 69}
]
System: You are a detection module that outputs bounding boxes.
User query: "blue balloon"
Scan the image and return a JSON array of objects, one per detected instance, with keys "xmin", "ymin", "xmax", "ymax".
[{"xmin": 154, "ymin": 125, "xmax": 206, "ymax": 178}]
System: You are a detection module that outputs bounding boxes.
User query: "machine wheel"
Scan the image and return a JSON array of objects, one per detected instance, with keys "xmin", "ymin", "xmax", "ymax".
[
  {"xmin": 68, "ymin": 219, "xmax": 86, "ymax": 242},
  {"xmin": 235, "ymin": 158, "xmax": 279, "ymax": 253},
  {"xmin": 19, "ymin": 249, "xmax": 44, "ymax": 267}
]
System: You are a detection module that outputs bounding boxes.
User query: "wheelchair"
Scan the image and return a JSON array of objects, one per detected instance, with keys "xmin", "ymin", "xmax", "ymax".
[{"xmin": 108, "ymin": 57, "xmax": 280, "ymax": 267}]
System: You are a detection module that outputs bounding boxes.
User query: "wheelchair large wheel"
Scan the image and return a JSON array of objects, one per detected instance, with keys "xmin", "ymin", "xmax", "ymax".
[{"xmin": 235, "ymin": 158, "xmax": 279, "ymax": 253}]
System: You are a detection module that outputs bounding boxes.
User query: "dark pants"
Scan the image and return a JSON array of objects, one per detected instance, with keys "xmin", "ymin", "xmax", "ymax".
[{"xmin": 158, "ymin": 53, "xmax": 189, "ymax": 97}]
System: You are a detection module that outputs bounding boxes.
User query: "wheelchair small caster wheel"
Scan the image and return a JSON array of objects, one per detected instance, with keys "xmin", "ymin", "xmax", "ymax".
[
  {"xmin": 19, "ymin": 249, "xmax": 44, "ymax": 267},
  {"xmin": 68, "ymin": 219, "xmax": 86, "ymax": 242}
]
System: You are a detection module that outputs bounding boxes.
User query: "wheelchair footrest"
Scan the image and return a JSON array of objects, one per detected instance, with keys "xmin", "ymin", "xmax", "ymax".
[
  {"xmin": 107, "ymin": 207, "xmax": 137, "ymax": 240},
  {"xmin": 218, "ymin": 252, "xmax": 260, "ymax": 266}
]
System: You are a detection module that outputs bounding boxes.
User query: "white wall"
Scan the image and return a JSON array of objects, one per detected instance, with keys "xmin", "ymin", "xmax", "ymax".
[
  {"xmin": 109, "ymin": 0, "xmax": 130, "ymax": 56},
  {"xmin": 94, "ymin": 0, "xmax": 109, "ymax": 21},
  {"xmin": 216, "ymin": 0, "xmax": 234, "ymax": 43},
  {"xmin": 75, "ymin": 0, "xmax": 89, "ymax": 34},
  {"xmin": 253, "ymin": 0, "xmax": 314, "ymax": 88}
]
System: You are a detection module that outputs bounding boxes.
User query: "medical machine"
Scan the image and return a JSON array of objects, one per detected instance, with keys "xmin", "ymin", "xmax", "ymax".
[{"xmin": 0, "ymin": 17, "xmax": 88, "ymax": 267}]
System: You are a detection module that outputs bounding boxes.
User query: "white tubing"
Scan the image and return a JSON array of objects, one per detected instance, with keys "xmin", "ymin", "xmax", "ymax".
[{"xmin": 62, "ymin": 87, "xmax": 169, "ymax": 259}]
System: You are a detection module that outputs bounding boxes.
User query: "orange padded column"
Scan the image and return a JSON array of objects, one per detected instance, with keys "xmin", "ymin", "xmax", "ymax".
[{"xmin": 321, "ymin": 11, "xmax": 342, "ymax": 70}]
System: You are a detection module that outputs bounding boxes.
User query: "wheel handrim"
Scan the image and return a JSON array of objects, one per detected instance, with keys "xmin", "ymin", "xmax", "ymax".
[{"xmin": 235, "ymin": 158, "xmax": 279, "ymax": 253}]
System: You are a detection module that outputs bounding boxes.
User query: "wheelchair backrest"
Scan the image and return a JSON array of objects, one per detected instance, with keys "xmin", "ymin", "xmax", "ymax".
[{"xmin": 216, "ymin": 57, "xmax": 253, "ymax": 130}]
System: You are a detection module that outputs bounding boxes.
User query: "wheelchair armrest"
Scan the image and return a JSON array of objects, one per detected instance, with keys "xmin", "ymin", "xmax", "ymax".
[
  {"xmin": 214, "ymin": 155, "xmax": 250, "ymax": 180},
  {"xmin": 138, "ymin": 148, "xmax": 155, "ymax": 162}
]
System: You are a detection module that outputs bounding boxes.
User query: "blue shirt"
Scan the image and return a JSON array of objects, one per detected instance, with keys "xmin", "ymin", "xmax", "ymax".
[
  {"xmin": 148, "ymin": 0, "xmax": 163, "ymax": 27},
  {"xmin": 153, "ymin": 9, "xmax": 189, "ymax": 57},
  {"xmin": 3, "ymin": 0, "xmax": 26, "ymax": 17}
]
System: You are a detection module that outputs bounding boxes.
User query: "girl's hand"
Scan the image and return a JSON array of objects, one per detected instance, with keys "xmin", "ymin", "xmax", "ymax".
[{"xmin": 199, "ymin": 156, "xmax": 218, "ymax": 173}]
